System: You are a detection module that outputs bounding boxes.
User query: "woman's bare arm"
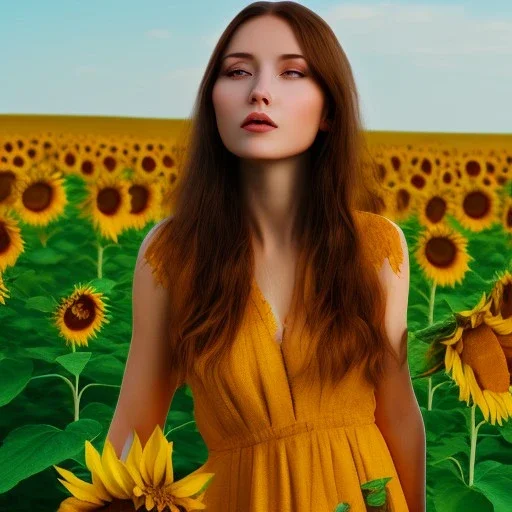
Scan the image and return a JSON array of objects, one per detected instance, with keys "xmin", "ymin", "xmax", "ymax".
[{"xmin": 106, "ymin": 218, "xmax": 180, "ymax": 460}]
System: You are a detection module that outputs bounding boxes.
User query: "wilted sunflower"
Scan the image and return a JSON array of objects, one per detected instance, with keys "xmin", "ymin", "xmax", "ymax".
[
  {"xmin": 415, "ymin": 222, "xmax": 472, "ymax": 287},
  {"xmin": 79, "ymin": 174, "xmax": 132, "ymax": 243},
  {"xmin": 11, "ymin": 161, "xmax": 67, "ymax": 227},
  {"xmin": 54, "ymin": 424, "xmax": 214, "ymax": 512},
  {"xmin": 419, "ymin": 292, "xmax": 512, "ymax": 426},
  {"xmin": 0, "ymin": 210, "xmax": 25, "ymax": 273},
  {"xmin": 54, "ymin": 283, "xmax": 110, "ymax": 348}
]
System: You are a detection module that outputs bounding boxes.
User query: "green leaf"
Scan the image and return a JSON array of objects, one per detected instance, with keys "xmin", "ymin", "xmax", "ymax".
[
  {"xmin": 25, "ymin": 247, "xmax": 67, "ymax": 265},
  {"xmin": 55, "ymin": 352, "xmax": 92, "ymax": 377},
  {"xmin": 473, "ymin": 460, "xmax": 512, "ymax": 512},
  {"xmin": 333, "ymin": 503, "xmax": 351, "ymax": 512},
  {"xmin": 88, "ymin": 278, "xmax": 117, "ymax": 294},
  {"xmin": 25, "ymin": 295, "xmax": 57, "ymax": 313},
  {"xmin": 0, "ymin": 419, "xmax": 102, "ymax": 493},
  {"xmin": 431, "ymin": 465, "xmax": 492, "ymax": 512},
  {"xmin": 0, "ymin": 358, "xmax": 33, "ymax": 407},
  {"xmin": 360, "ymin": 476, "xmax": 392, "ymax": 490},
  {"xmin": 364, "ymin": 487, "xmax": 387, "ymax": 506}
]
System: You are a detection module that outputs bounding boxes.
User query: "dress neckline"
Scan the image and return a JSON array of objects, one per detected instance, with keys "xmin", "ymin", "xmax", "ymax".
[{"xmin": 251, "ymin": 276, "xmax": 291, "ymax": 348}]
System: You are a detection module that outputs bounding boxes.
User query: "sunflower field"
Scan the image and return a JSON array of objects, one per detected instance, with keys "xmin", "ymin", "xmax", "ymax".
[{"xmin": 0, "ymin": 115, "xmax": 511, "ymax": 512}]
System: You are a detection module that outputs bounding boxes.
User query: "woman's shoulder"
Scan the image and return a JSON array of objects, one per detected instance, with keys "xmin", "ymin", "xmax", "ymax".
[
  {"xmin": 352, "ymin": 210, "xmax": 405, "ymax": 276},
  {"xmin": 142, "ymin": 215, "xmax": 175, "ymax": 289}
]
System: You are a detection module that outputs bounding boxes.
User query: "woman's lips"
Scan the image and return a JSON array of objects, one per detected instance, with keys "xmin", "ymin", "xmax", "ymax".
[{"xmin": 242, "ymin": 123, "xmax": 277, "ymax": 133}]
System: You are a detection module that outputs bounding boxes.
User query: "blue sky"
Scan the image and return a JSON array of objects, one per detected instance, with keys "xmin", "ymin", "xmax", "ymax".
[{"xmin": 1, "ymin": 1, "xmax": 511, "ymax": 133}]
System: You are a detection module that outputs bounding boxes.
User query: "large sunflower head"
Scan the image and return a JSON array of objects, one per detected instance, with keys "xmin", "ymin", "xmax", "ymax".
[
  {"xmin": 54, "ymin": 424, "xmax": 214, "ymax": 512},
  {"xmin": 418, "ymin": 292, "xmax": 512, "ymax": 425},
  {"xmin": 53, "ymin": 284, "xmax": 110, "ymax": 349},
  {"xmin": 415, "ymin": 223, "xmax": 472, "ymax": 287}
]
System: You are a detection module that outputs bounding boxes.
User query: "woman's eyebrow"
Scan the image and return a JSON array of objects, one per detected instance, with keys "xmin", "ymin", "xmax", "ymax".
[{"xmin": 221, "ymin": 52, "xmax": 306, "ymax": 62}]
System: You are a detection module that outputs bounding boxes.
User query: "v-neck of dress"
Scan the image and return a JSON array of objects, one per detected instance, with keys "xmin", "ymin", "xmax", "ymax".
[{"xmin": 250, "ymin": 276, "xmax": 291, "ymax": 349}]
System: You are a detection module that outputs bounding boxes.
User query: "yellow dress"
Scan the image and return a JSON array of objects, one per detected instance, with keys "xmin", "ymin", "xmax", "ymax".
[{"xmin": 157, "ymin": 211, "xmax": 410, "ymax": 512}]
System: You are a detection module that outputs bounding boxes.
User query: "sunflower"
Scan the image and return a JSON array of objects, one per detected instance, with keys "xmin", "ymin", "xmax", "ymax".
[
  {"xmin": 0, "ymin": 210, "xmax": 25, "ymax": 273},
  {"xmin": 11, "ymin": 162, "xmax": 68, "ymax": 227},
  {"xmin": 0, "ymin": 167, "xmax": 21, "ymax": 211},
  {"xmin": 54, "ymin": 424, "xmax": 214, "ymax": 512},
  {"xmin": 125, "ymin": 174, "xmax": 164, "ymax": 231},
  {"xmin": 415, "ymin": 222, "xmax": 472, "ymax": 287},
  {"xmin": 415, "ymin": 184, "xmax": 458, "ymax": 227},
  {"xmin": 79, "ymin": 174, "xmax": 132, "ymax": 243},
  {"xmin": 53, "ymin": 283, "xmax": 110, "ymax": 349},
  {"xmin": 424, "ymin": 292, "xmax": 512, "ymax": 426},
  {"xmin": 501, "ymin": 196, "xmax": 512, "ymax": 234},
  {"xmin": 452, "ymin": 182, "xmax": 500, "ymax": 232}
]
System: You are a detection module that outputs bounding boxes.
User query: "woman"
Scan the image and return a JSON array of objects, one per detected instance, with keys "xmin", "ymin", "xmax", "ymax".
[{"xmin": 107, "ymin": 2, "xmax": 426, "ymax": 511}]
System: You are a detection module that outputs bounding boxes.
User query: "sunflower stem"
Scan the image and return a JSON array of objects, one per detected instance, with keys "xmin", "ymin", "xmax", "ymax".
[
  {"xmin": 77, "ymin": 382, "xmax": 121, "ymax": 407},
  {"xmin": 165, "ymin": 420, "xmax": 197, "ymax": 437},
  {"xmin": 428, "ymin": 379, "xmax": 451, "ymax": 410},
  {"xmin": 469, "ymin": 404, "xmax": 486, "ymax": 487},
  {"xmin": 428, "ymin": 280, "xmax": 437, "ymax": 326},
  {"xmin": 74, "ymin": 373, "xmax": 80, "ymax": 421},
  {"xmin": 445, "ymin": 456, "xmax": 466, "ymax": 484},
  {"xmin": 97, "ymin": 242, "xmax": 104, "ymax": 279}
]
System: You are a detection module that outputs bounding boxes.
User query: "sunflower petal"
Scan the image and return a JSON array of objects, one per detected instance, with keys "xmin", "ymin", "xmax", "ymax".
[
  {"xmin": 101, "ymin": 440, "xmax": 137, "ymax": 497},
  {"xmin": 54, "ymin": 466, "xmax": 106, "ymax": 506},
  {"xmin": 482, "ymin": 390, "xmax": 497, "ymax": 425},
  {"xmin": 170, "ymin": 472, "xmax": 215, "ymax": 499},
  {"xmin": 56, "ymin": 477, "xmax": 106, "ymax": 506},
  {"xmin": 57, "ymin": 496, "xmax": 108, "ymax": 512},
  {"xmin": 84, "ymin": 441, "xmax": 116, "ymax": 501},
  {"xmin": 465, "ymin": 367, "xmax": 490, "ymax": 420}
]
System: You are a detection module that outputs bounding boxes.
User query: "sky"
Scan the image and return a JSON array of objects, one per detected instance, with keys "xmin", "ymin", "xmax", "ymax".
[{"xmin": 1, "ymin": 0, "xmax": 511, "ymax": 134}]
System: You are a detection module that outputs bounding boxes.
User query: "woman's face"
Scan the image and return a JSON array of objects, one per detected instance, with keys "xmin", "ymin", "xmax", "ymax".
[{"xmin": 212, "ymin": 15, "xmax": 327, "ymax": 161}]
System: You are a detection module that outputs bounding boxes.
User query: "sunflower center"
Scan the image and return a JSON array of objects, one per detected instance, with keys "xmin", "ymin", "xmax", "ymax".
[
  {"xmin": 425, "ymin": 196, "xmax": 447, "ymax": 223},
  {"xmin": 162, "ymin": 155, "xmax": 174, "ymax": 168},
  {"xmin": 463, "ymin": 190, "xmax": 490, "ymax": 219},
  {"xmin": 396, "ymin": 188, "xmax": 411, "ymax": 212},
  {"xmin": 97, "ymin": 187, "xmax": 121, "ymax": 215},
  {"xmin": 64, "ymin": 295, "xmax": 96, "ymax": 330},
  {"xmin": 0, "ymin": 171, "xmax": 15, "ymax": 201},
  {"xmin": 128, "ymin": 184, "xmax": 149, "ymax": 214},
  {"xmin": 460, "ymin": 324, "xmax": 510, "ymax": 393},
  {"xmin": 81, "ymin": 160, "xmax": 94, "ymax": 175},
  {"xmin": 425, "ymin": 237, "xmax": 456, "ymax": 268},
  {"xmin": 466, "ymin": 160, "xmax": 481, "ymax": 177},
  {"xmin": 142, "ymin": 156, "xmax": 156, "ymax": 172},
  {"xmin": 0, "ymin": 222, "xmax": 11, "ymax": 254},
  {"xmin": 103, "ymin": 156, "xmax": 117, "ymax": 172},
  {"xmin": 22, "ymin": 181, "xmax": 53, "ymax": 212}
]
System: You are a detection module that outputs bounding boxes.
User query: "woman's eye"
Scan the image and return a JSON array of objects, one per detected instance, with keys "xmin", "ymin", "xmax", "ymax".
[{"xmin": 225, "ymin": 69, "xmax": 304, "ymax": 78}]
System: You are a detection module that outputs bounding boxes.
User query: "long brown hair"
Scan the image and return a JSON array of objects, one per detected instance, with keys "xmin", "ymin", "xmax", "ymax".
[{"xmin": 146, "ymin": 1, "xmax": 397, "ymax": 394}]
